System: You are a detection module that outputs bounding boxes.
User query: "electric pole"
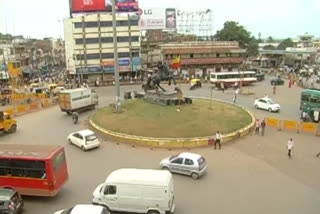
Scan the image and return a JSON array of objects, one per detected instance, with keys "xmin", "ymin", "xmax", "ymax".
[{"xmin": 112, "ymin": 0, "xmax": 121, "ymax": 112}]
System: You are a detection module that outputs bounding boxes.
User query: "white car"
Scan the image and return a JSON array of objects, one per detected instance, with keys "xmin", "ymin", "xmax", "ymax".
[
  {"xmin": 68, "ymin": 129, "xmax": 100, "ymax": 151},
  {"xmin": 54, "ymin": 204, "xmax": 108, "ymax": 214},
  {"xmin": 254, "ymin": 97, "xmax": 280, "ymax": 112},
  {"xmin": 160, "ymin": 152, "xmax": 207, "ymax": 179}
]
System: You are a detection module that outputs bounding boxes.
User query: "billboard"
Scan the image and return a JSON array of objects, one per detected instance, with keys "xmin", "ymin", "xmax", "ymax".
[
  {"xmin": 139, "ymin": 8, "xmax": 176, "ymax": 30},
  {"xmin": 72, "ymin": 0, "xmax": 106, "ymax": 12},
  {"xmin": 165, "ymin": 8, "xmax": 176, "ymax": 29},
  {"xmin": 140, "ymin": 8, "xmax": 166, "ymax": 30},
  {"xmin": 71, "ymin": 0, "xmax": 138, "ymax": 13}
]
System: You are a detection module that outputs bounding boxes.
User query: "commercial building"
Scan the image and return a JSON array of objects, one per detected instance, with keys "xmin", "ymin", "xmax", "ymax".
[
  {"xmin": 160, "ymin": 41, "xmax": 246, "ymax": 77},
  {"xmin": 64, "ymin": 13, "xmax": 141, "ymax": 83}
]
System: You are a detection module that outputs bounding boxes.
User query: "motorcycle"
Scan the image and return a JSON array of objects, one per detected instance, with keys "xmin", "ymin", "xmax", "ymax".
[{"xmin": 72, "ymin": 113, "xmax": 79, "ymax": 124}]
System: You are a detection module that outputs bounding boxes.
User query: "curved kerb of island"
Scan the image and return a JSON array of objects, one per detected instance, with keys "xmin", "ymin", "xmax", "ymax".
[{"xmin": 89, "ymin": 97, "xmax": 256, "ymax": 149}]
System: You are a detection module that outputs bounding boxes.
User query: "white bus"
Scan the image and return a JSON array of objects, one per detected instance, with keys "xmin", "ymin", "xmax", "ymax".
[{"xmin": 210, "ymin": 71, "xmax": 257, "ymax": 88}]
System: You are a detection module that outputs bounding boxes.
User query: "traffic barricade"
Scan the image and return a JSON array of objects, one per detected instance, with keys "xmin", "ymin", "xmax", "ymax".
[
  {"xmin": 41, "ymin": 99, "xmax": 50, "ymax": 108},
  {"xmin": 266, "ymin": 117, "xmax": 281, "ymax": 130},
  {"xmin": 16, "ymin": 105, "xmax": 27, "ymax": 115},
  {"xmin": 38, "ymin": 93, "xmax": 47, "ymax": 100},
  {"xmin": 301, "ymin": 122, "xmax": 316, "ymax": 134},
  {"xmin": 283, "ymin": 120, "xmax": 299, "ymax": 132},
  {"xmin": 28, "ymin": 102, "xmax": 40, "ymax": 111}
]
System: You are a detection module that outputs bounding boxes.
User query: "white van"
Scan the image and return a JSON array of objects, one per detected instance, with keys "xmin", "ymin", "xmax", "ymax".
[{"xmin": 92, "ymin": 169, "xmax": 175, "ymax": 214}]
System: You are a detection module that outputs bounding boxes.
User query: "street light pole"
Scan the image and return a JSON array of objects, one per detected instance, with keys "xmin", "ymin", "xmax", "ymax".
[{"xmin": 112, "ymin": 0, "xmax": 121, "ymax": 112}]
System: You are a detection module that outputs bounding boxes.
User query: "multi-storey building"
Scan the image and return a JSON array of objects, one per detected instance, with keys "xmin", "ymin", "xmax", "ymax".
[
  {"xmin": 160, "ymin": 41, "xmax": 246, "ymax": 77},
  {"xmin": 64, "ymin": 13, "xmax": 141, "ymax": 83}
]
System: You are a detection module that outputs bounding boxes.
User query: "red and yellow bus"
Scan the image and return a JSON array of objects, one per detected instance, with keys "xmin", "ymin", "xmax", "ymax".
[{"xmin": 0, "ymin": 144, "xmax": 69, "ymax": 196}]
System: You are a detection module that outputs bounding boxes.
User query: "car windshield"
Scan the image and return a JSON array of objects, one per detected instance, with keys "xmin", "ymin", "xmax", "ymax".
[
  {"xmin": 198, "ymin": 157, "xmax": 206, "ymax": 165},
  {"xmin": 169, "ymin": 155, "xmax": 178, "ymax": 161},
  {"xmin": 86, "ymin": 134, "xmax": 97, "ymax": 141},
  {"xmin": 267, "ymin": 100, "xmax": 275, "ymax": 104}
]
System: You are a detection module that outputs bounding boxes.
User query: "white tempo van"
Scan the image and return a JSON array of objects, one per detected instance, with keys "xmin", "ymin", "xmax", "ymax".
[{"xmin": 92, "ymin": 168, "xmax": 175, "ymax": 214}]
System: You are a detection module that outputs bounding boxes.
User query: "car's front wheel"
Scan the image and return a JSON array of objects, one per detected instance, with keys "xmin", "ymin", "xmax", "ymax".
[
  {"xmin": 268, "ymin": 108, "xmax": 273, "ymax": 112},
  {"xmin": 254, "ymin": 104, "xmax": 259, "ymax": 109},
  {"xmin": 191, "ymin": 172, "xmax": 199, "ymax": 179}
]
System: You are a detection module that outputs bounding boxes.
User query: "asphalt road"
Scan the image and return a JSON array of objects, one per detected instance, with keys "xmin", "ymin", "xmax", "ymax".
[{"xmin": 2, "ymin": 77, "xmax": 320, "ymax": 214}]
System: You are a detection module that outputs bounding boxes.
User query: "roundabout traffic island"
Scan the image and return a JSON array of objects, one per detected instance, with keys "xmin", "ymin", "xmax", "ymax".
[{"xmin": 90, "ymin": 97, "xmax": 255, "ymax": 148}]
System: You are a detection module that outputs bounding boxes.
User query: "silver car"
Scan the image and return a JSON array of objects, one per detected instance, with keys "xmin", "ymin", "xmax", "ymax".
[{"xmin": 160, "ymin": 152, "xmax": 207, "ymax": 179}]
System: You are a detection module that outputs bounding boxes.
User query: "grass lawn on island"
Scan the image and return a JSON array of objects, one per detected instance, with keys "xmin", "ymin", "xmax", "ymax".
[{"xmin": 92, "ymin": 99, "xmax": 253, "ymax": 138}]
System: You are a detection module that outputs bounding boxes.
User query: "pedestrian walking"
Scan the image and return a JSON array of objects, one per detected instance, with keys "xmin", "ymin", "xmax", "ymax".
[
  {"xmin": 255, "ymin": 120, "xmax": 260, "ymax": 135},
  {"xmin": 215, "ymin": 131, "xmax": 221, "ymax": 149},
  {"xmin": 221, "ymin": 82, "xmax": 225, "ymax": 93},
  {"xmin": 287, "ymin": 138, "xmax": 294, "ymax": 159},
  {"xmin": 232, "ymin": 93, "xmax": 237, "ymax": 103},
  {"xmin": 260, "ymin": 119, "xmax": 266, "ymax": 136},
  {"xmin": 273, "ymin": 86, "xmax": 276, "ymax": 95},
  {"xmin": 316, "ymin": 152, "xmax": 320, "ymax": 157}
]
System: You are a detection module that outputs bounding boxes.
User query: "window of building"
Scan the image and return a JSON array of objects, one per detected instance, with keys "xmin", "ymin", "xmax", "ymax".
[
  {"xmin": 101, "ymin": 37, "xmax": 113, "ymax": 43},
  {"xmin": 118, "ymin": 52, "xmax": 130, "ymax": 58},
  {"xmin": 190, "ymin": 53, "xmax": 194, "ymax": 58},
  {"xmin": 87, "ymin": 53, "xmax": 100, "ymax": 60},
  {"xmin": 216, "ymin": 53, "xmax": 220, "ymax": 58},
  {"xmin": 85, "ymin": 22, "xmax": 98, "ymax": 28},
  {"xmin": 129, "ymin": 20, "xmax": 139, "ymax": 26},
  {"xmin": 132, "ymin": 52, "xmax": 139, "ymax": 57},
  {"xmin": 117, "ymin": 20, "xmax": 129, "ymax": 26},
  {"xmin": 100, "ymin": 21, "xmax": 113, "ymax": 27},
  {"xmin": 117, "ymin": 37, "xmax": 129, "ymax": 42},
  {"xmin": 102, "ymin": 53, "xmax": 114, "ymax": 59},
  {"xmin": 75, "ymin": 39, "xmax": 83, "ymax": 45},
  {"xmin": 86, "ymin": 38, "xmax": 99, "ymax": 44},
  {"xmin": 74, "ymin": 22, "xmax": 83, "ymax": 28},
  {"xmin": 131, "ymin": 36, "xmax": 139, "ymax": 42}
]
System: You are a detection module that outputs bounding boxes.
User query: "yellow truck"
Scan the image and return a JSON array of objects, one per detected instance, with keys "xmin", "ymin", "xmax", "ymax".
[{"xmin": 0, "ymin": 111, "xmax": 17, "ymax": 134}]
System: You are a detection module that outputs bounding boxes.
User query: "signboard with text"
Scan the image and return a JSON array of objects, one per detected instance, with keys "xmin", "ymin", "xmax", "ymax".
[
  {"xmin": 139, "ymin": 8, "xmax": 176, "ymax": 30},
  {"xmin": 71, "ymin": 0, "xmax": 139, "ymax": 13}
]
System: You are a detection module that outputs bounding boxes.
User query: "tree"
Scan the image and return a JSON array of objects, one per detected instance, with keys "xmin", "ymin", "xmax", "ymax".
[
  {"xmin": 278, "ymin": 38, "xmax": 294, "ymax": 50},
  {"xmin": 267, "ymin": 36, "xmax": 274, "ymax": 43},
  {"xmin": 263, "ymin": 45, "xmax": 276, "ymax": 50},
  {"xmin": 215, "ymin": 21, "xmax": 258, "ymax": 56}
]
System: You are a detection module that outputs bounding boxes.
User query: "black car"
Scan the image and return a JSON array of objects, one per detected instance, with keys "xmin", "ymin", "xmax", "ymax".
[
  {"xmin": 270, "ymin": 77, "xmax": 285, "ymax": 85},
  {"xmin": 0, "ymin": 188, "xmax": 23, "ymax": 214}
]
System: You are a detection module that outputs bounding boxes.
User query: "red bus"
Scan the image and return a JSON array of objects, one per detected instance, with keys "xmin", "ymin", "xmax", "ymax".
[{"xmin": 0, "ymin": 144, "xmax": 69, "ymax": 196}]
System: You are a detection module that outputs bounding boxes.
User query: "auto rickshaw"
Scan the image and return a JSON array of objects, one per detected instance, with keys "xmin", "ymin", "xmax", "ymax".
[
  {"xmin": 189, "ymin": 78, "xmax": 202, "ymax": 90},
  {"xmin": 47, "ymin": 83, "xmax": 58, "ymax": 91}
]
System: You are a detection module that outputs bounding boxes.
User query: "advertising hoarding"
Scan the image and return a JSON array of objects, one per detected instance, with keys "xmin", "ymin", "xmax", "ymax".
[
  {"xmin": 116, "ymin": 0, "xmax": 139, "ymax": 12},
  {"xmin": 71, "ymin": 0, "xmax": 138, "ymax": 13},
  {"xmin": 165, "ymin": 8, "xmax": 176, "ymax": 29},
  {"xmin": 72, "ymin": 0, "xmax": 106, "ymax": 12},
  {"xmin": 140, "ymin": 8, "xmax": 165, "ymax": 30},
  {"xmin": 139, "ymin": 8, "xmax": 176, "ymax": 30}
]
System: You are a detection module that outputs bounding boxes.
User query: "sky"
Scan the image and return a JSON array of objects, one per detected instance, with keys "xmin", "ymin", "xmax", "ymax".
[{"xmin": 0, "ymin": 0, "xmax": 319, "ymax": 40}]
